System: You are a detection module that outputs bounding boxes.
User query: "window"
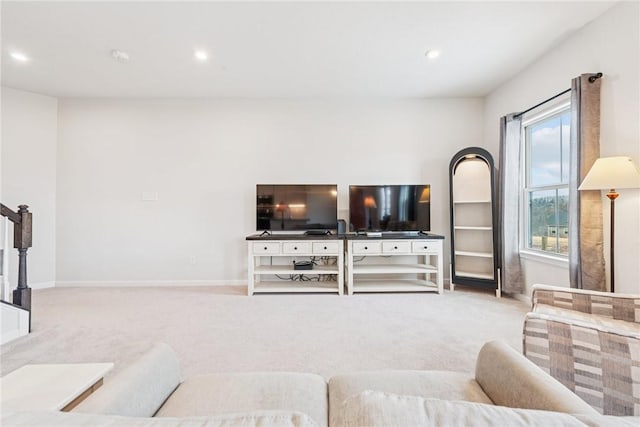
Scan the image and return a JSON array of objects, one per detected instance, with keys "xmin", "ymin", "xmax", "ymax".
[{"xmin": 522, "ymin": 103, "xmax": 570, "ymax": 256}]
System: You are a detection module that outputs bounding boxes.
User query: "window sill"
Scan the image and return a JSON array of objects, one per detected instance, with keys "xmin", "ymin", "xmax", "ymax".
[{"xmin": 519, "ymin": 250, "xmax": 569, "ymax": 268}]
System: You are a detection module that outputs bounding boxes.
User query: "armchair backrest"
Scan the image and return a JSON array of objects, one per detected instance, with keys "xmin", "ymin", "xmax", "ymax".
[
  {"xmin": 525, "ymin": 285, "xmax": 640, "ymax": 415},
  {"xmin": 531, "ymin": 284, "xmax": 640, "ymax": 323}
]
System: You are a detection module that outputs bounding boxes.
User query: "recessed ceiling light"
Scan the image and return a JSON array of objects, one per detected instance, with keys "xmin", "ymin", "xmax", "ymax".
[
  {"xmin": 425, "ymin": 49, "xmax": 441, "ymax": 60},
  {"xmin": 10, "ymin": 51, "xmax": 29, "ymax": 62},
  {"xmin": 110, "ymin": 49, "xmax": 130, "ymax": 63},
  {"xmin": 194, "ymin": 50, "xmax": 208, "ymax": 61}
]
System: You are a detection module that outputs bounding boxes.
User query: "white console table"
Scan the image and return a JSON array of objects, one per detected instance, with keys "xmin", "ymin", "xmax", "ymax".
[
  {"xmin": 246, "ymin": 234, "xmax": 344, "ymax": 295},
  {"xmin": 0, "ymin": 363, "xmax": 113, "ymax": 412},
  {"xmin": 345, "ymin": 234, "xmax": 444, "ymax": 295}
]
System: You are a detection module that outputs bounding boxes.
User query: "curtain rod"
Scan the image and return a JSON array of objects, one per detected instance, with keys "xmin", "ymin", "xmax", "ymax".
[{"xmin": 513, "ymin": 72, "xmax": 602, "ymax": 119}]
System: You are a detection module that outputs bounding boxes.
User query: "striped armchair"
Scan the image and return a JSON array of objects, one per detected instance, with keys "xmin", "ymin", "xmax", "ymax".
[{"xmin": 523, "ymin": 284, "xmax": 640, "ymax": 416}]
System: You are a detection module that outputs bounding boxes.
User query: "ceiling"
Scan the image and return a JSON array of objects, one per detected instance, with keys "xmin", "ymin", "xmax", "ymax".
[{"xmin": 1, "ymin": 1, "xmax": 616, "ymax": 98}]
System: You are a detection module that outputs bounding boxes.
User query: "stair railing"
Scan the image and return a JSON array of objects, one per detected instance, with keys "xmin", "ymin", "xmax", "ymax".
[{"xmin": 0, "ymin": 204, "xmax": 32, "ymax": 317}]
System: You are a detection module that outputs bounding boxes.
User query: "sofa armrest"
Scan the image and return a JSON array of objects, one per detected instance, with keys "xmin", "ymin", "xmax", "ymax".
[
  {"xmin": 474, "ymin": 340, "xmax": 597, "ymax": 415},
  {"xmin": 531, "ymin": 284, "xmax": 640, "ymax": 323},
  {"xmin": 73, "ymin": 342, "xmax": 181, "ymax": 417}
]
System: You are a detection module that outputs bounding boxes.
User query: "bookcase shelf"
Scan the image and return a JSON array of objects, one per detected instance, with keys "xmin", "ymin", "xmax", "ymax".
[
  {"xmin": 454, "ymin": 226, "xmax": 492, "ymax": 231},
  {"xmin": 453, "ymin": 200, "xmax": 491, "ymax": 204},
  {"xmin": 455, "ymin": 250, "xmax": 493, "ymax": 258}
]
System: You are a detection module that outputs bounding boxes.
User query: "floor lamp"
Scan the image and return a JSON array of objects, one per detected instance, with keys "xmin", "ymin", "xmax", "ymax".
[{"xmin": 579, "ymin": 156, "xmax": 640, "ymax": 292}]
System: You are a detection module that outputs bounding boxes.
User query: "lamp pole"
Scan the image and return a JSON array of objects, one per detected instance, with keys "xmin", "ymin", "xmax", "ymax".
[{"xmin": 606, "ymin": 190, "xmax": 618, "ymax": 292}]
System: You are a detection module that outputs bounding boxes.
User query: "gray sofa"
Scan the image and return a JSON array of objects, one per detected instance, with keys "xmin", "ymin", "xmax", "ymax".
[{"xmin": 2, "ymin": 341, "xmax": 638, "ymax": 426}]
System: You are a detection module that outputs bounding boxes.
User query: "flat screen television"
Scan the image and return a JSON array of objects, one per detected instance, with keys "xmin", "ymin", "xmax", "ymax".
[
  {"xmin": 349, "ymin": 185, "xmax": 430, "ymax": 232},
  {"xmin": 256, "ymin": 184, "xmax": 338, "ymax": 232}
]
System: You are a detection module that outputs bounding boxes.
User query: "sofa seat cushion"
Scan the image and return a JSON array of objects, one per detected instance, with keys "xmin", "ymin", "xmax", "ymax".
[
  {"xmin": 328, "ymin": 371, "xmax": 492, "ymax": 427},
  {"xmin": 342, "ymin": 391, "xmax": 589, "ymax": 427},
  {"xmin": 156, "ymin": 372, "xmax": 327, "ymax": 427},
  {"xmin": 2, "ymin": 410, "xmax": 318, "ymax": 427}
]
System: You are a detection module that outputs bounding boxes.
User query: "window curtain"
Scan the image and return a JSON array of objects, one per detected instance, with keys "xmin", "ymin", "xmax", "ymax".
[
  {"xmin": 498, "ymin": 114, "xmax": 524, "ymax": 294},
  {"xmin": 569, "ymin": 74, "xmax": 605, "ymax": 291}
]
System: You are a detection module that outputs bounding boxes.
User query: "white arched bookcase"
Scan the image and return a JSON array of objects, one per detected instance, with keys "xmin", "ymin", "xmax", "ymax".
[{"xmin": 449, "ymin": 147, "xmax": 500, "ymax": 297}]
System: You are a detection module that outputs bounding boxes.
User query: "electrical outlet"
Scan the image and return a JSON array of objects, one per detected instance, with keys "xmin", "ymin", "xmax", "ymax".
[{"xmin": 142, "ymin": 191, "xmax": 158, "ymax": 201}]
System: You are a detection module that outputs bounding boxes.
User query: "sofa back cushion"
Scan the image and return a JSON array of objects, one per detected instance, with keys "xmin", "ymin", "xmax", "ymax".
[
  {"xmin": 475, "ymin": 340, "xmax": 597, "ymax": 415},
  {"xmin": 3, "ymin": 410, "xmax": 318, "ymax": 427},
  {"xmin": 341, "ymin": 391, "xmax": 590, "ymax": 427},
  {"xmin": 156, "ymin": 372, "xmax": 328, "ymax": 427},
  {"xmin": 73, "ymin": 342, "xmax": 181, "ymax": 417},
  {"xmin": 328, "ymin": 370, "xmax": 491, "ymax": 427}
]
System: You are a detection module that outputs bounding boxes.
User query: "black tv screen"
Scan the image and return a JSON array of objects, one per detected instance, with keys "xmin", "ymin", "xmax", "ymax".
[
  {"xmin": 256, "ymin": 184, "xmax": 338, "ymax": 231},
  {"xmin": 349, "ymin": 185, "xmax": 430, "ymax": 232}
]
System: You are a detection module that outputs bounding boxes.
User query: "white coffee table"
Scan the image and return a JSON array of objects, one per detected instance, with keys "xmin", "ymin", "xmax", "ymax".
[{"xmin": 0, "ymin": 362, "xmax": 114, "ymax": 411}]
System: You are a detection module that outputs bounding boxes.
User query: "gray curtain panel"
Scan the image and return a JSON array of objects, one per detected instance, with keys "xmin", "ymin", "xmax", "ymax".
[
  {"xmin": 569, "ymin": 74, "xmax": 606, "ymax": 291},
  {"xmin": 498, "ymin": 114, "xmax": 524, "ymax": 294}
]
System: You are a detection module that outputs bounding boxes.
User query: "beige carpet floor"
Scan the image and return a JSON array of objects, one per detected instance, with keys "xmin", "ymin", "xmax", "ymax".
[{"xmin": 1, "ymin": 286, "xmax": 529, "ymax": 380}]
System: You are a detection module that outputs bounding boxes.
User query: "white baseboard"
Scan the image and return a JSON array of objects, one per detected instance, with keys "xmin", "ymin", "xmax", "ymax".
[
  {"xmin": 55, "ymin": 280, "xmax": 245, "ymax": 288},
  {"xmin": 30, "ymin": 281, "xmax": 56, "ymax": 289},
  {"xmin": 2, "ymin": 281, "xmax": 56, "ymax": 293},
  {"xmin": 508, "ymin": 292, "xmax": 532, "ymax": 305}
]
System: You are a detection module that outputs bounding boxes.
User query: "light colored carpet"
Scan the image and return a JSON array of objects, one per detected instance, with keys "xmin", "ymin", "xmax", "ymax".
[{"xmin": 1, "ymin": 286, "xmax": 529, "ymax": 380}]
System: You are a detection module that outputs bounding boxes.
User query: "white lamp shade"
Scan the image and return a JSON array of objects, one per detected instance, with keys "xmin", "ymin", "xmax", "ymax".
[{"xmin": 578, "ymin": 156, "xmax": 640, "ymax": 191}]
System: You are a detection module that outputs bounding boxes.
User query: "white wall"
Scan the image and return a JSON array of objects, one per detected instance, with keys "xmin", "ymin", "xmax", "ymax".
[
  {"xmin": 56, "ymin": 98, "xmax": 483, "ymax": 284},
  {"xmin": 484, "ymin": 2, "xmax": 640, "ymax": 295},
  {"xmin": 1, "ymin": 87, "xmax": 58, "ymax": 289}
]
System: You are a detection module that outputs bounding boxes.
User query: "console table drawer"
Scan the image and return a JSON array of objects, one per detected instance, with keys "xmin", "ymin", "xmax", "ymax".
[
  {"xmin": 412, "ymin": 241, "xmax": 440, "ymax": 254},
  {"xmin": 313, "ymin": 242, "xmax": 340, "ymax": 254},
  {"xmin": 282, "ymin": 242, "xmax": 311, "ymax": 254},
  {"xmin": 352, "ymin": 241, "xmax": 382, "ymax": 255},
  {"xmin": 253, "ymin": 242, "xmax": 280, "ymax": 255},
  {"xmin": 382, "ymin": 241, "xmax": 411, "ymax": 254}
]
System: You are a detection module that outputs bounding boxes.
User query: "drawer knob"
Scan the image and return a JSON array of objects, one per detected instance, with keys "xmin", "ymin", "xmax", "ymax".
[
  {"xmin": 294, "ymin": 246, "xmax": 298, "ymax": 250},
  {"xmin": 264, "ymin": 246, "xmax": 268, "ymax": 250},
  {"xmin": 364, "ymin": 246, "xmax": 368, "ymax": 250},
  {"xmin": 324, "ymin": 246, "xmax": 327, "ymax": 250},
  {"xmin": 423, "ymin": 246, "xmax": 428, "ymax": 249},
  {"xmin": 394, "ymin": 246, "xmax": 398, "ymax": 250}
]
